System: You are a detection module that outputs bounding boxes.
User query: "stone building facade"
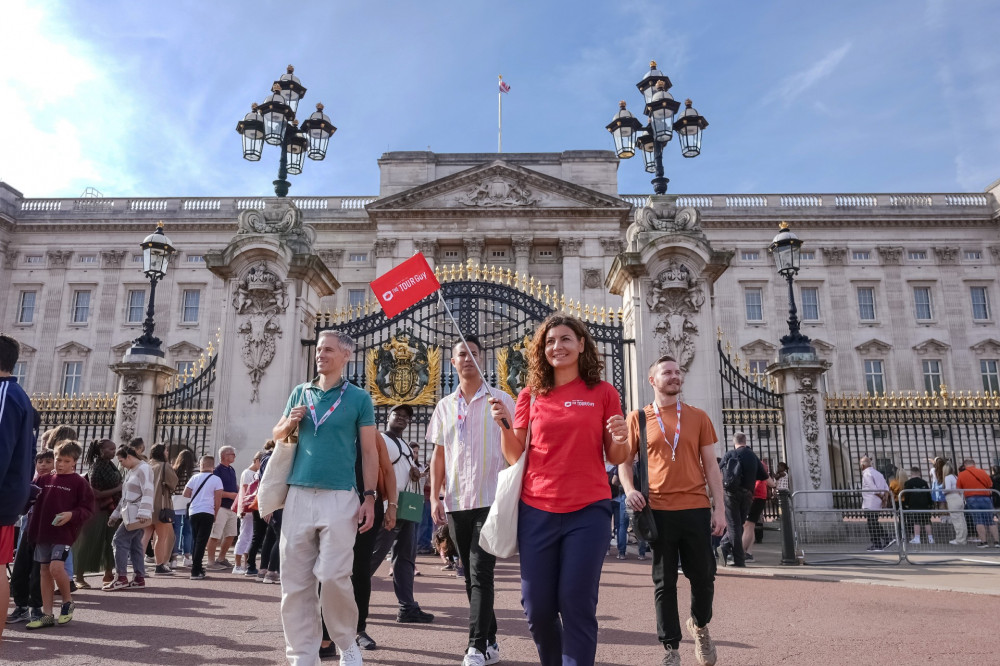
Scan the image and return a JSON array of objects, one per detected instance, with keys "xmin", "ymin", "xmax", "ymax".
[{"xmin": 2, "ymin": 150, "xmax": 999, "ymax": 425}]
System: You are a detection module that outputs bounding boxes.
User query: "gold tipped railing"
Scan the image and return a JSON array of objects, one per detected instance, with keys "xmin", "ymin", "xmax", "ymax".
[
  {"xmin": 826, "ymin": 386, "xmax": 1000, "ymax": 410},
  {"xmin": 31, "ymin": 392, "xmax": 119, "ymax": 411}
]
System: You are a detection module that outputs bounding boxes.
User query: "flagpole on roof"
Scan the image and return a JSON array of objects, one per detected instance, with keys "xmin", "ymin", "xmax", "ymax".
[{"xmin": 498, "ymin": 74, "xmax": 503, "ymax": 153}]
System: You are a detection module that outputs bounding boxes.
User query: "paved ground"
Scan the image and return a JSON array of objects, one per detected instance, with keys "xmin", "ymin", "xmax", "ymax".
[{"xmin": 3, "ymin": 539, "xmax": 998, "ymax": 665}]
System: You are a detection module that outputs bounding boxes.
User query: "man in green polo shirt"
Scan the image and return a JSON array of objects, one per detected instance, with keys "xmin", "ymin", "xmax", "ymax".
[{"xmin": 272, "ymin": 330, "xmax": 378, "ymax": 666}]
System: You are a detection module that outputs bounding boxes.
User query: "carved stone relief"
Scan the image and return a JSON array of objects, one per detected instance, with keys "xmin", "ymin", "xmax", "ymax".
[
  {"xmin": 118, "ymin": 394, "xmax": 139, "ymax": 444},
  {"xmin": 635, "ymin": 205, "xmax": 703, "ymax": 236},
  {"xmin": 646, "ymin": 260, "xmax": 705, "ymax": 371},
  {"xmin": 600, "ymin": 237, "xmax": 624, "ymax": 255},
  {"xmin": 318, "ymin": 249, "xmax": 344, "ymax": 268},
  {"xmin": 800, "ymin": 392, "xmax": 822, "ymax": 489},
  {"xmin": 47, "ymin": 250, "xmax": 73, "ymax": 266},
  {"xmin": 559, "ymin": 238, "xmax": 583, "ymax": 257},
  {"xmin": 414, "ymin": 239, "xmax": 438, "ymax": 256},
  {"xmin": 582, "ymin": 269, "xmax": 603, "ymax": 290},
  {"xmin": 121, "ymin": 374, "xmax": 143, "ymax": 393},
  {"xmin": 101, "ymin": 249, "xmax": 128, "ymax": 268},
  {"xmin": 511, "ymin": 236, "xmax": 533, "ymax": 259},
  {"xmin": 823, "ymin": 247, "xmax": 847, "ymax": 266},
  {"xmin": 233, "ymin": 261, "xmax": 289, "ymax": 402},
  {"xmin": 876, "ymin": 246, "xmax": 903, "ymax": 265},
  {"xmin": 373, "ymin": 238, "xmax": 397, "ymax": 259},
  {"xmin": 989, "ymin": 245, "xmax": 1000, "ymax": 263},
  {"xmin": 933, "ymin": 246, "xmax": 959, "ymax": 264},
  {"xmin": 464, "ymin": 239, "xmax": 484, "ymax": 263},
  {"xmin": 456, "ymin": 176, "xmax": 539, "ymax": 207}
]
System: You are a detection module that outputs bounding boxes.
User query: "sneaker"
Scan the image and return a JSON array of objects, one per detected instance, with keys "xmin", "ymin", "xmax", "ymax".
[
  {"xmin": 6, "ymin": 606, "xmax": 30, "ymax": 623},
  {"xmin": 318, "ymin": 642, "xmax": 339, "ymax": 660},
  {"xmin": 130, "ymin": 576, "xmax": 146, "ymax": 589},
  {"xmin": 686, "ymin": 616, "xmax": 717, "ymax": 666},
  {"xmin": 462, "ymin": 648, "xmax": 487, "ymax": 666},
  {"xmin": 245, "ymin": 566, "xmax": 259, "ymax": 576},
  {"xmin": 145, "ymin": 555, "xmax": 156, "ymax": 564},
  {"xmin": 183, "ymin": 555, "xmax": 193, "ymax": 568},
  {"xmin": 216, "ymin": 558, "xmax": 233, "ymax": 568},
  {"xmin": 396, "ymin": 607, "xmax": 435, "ymax": 623},
  {"xmin": 744, "ymin": 553, "xmax": 755, "ymax": 563},
  {"xmin": 25, "ymin": 613, "xmax": 56, "ymax": 630},
  {"xmin": 440, "ymin": 562, "xmax": 455, "ymax": 571},
  {"xmin": 57, "ymin": 601, "xmax": 75, "ymax": 625},
  {"xmin": 190, "ymin": 572, "xmax": 207, "ymax": 580},
  {"xmin": 339, "ymin": 642, "xmax": 363, "ymax": 666},
  {"xmin": 208, "ymin": 560, "xmax": 228, "ymax": 571},
  {"xmin": 719, "ymin": 543, "xmax": 732, "ymax": 567},
  {"xmin": 262, "ymin": 571, "xmax": 280, "ymax": 584},
  {"xmin": 866, "ymin": 545, "xmax": 883, "ymax": 552},
  {"xmin": 103, "ymin": 576, "xmax": 131, "ymax": 591},
  {"xmin": 154, "ymin": 564, "xmax": 174, "ymax": 576},
  {"xmin": 978, "ymin": 543, "xmax": 992, "ymax": 549},
  {"xmin": 909, "ymin": 536, "xmax": 921, "ymax": 545},
  {"xmin": 948, "ymin": 539, "xmax": 965, "ymax": 545},
  {"xmin": 29, "ymin": 607, "xmax": 43, "ymax": 622},
  {"xmin": 616, "ymin": 553, "xmax": 626, "ymax": 560},
  {"xmin": 661, "ymin": 645, "xmax": 681, "ymax": 666},
  {"xmin": 455, "ymin": 566, "xmax": 465, "ymax": 578},
  {"xmin": 484, "ymin": 642, "xmax": 500, "ymax": 665},
  {"xmin": 637, "ymin": 554, "xmax": 648, "ymax": 560},
  {"xmin": 257, "ymin": 568, "xmax": 268, "ymax": 579},
  {"xmin": 927, "ymin": 535, "xmax": 935, "ymax": 544},
  {"xmin": 356, "ymin": 631, "xmax": 377, "ymax": 650},
  {"xmin": 232, "ymin": 565, "xmax": 247, "ymax": 575}
]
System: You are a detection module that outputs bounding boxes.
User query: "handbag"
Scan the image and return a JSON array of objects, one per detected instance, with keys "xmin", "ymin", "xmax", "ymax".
[
  {"xmin": 397, "ymin": 482, "xmax": 425, "ymax": 523},
  {"xmin": 479, "ymin": 395, "xmax": 534, "ymax": 558},
  {"xmin": 627, "ymin": 408, "xmax": 659, "ymax": 543},
  {"xmin": 158, "ymin": 478, "xmax": 175, "ymax": 523},
  {"xmin": 257, "ymin": 435, "xmax": 297, "ymax": 517}
]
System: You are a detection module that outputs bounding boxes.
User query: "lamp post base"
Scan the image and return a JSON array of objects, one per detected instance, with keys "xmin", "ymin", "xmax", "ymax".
[
  {"xmin": 651, "ymin": 176, "xmax": 669, "ymax": 195},
  {"xmin": 273, "ymin": 178, "xmax": 290, "ymax": 198},
  {"xmin": 778, "ymin": 336, "xmax": 816, "ymax": 362},
  {"xmin": 126, "ymin": 342, "xmax": 165, "ymax": 358}
]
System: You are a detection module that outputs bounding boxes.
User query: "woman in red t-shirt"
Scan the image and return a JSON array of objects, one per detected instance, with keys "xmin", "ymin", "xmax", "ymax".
[{"xmin": 491, "ymin": 314, "xmax": 629, "ymax": 666}]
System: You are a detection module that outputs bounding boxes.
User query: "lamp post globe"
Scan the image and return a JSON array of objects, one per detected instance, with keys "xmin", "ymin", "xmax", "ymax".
[
  {"xmin": 768, "ymin": 222, "xmax": 815, "ymax": 360},
  {"xmin": 605, "ymin": 101, "xmax": 644, "ymax": 159},
  {"xmin": 130, "ymin": 221, "xmax": 176, "ymax": 358}
]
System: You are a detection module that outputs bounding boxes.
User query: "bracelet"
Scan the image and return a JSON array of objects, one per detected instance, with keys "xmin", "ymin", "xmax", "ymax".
[{"xmin": 388, "ymin": 502, "xmax": 398, "ymax": 508}]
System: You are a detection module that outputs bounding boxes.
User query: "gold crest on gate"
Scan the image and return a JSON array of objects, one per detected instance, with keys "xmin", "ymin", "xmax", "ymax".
[
  {"xmin": 366, "ymin": 330, "xmax": 441, "ymax": 406},
  {"xmin": 497, "ymin": 334, "xmax": 531, "ymax": 398}
]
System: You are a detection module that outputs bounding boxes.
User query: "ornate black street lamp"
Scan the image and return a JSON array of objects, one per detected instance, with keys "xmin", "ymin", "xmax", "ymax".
[
  {"xmin": 130, "ymin": 221, "xmax": 176, "ymax": 357},
  {"xmin": 768, "ymin": 222, "xmax": 816, "ymax": 359},
  {"xmin": 236, "ymin": 65, "xmax": 336, "ymax": 197},
  {"xmin": 606, "ymin": 61, "xmax": 708, "ymax": 195}
]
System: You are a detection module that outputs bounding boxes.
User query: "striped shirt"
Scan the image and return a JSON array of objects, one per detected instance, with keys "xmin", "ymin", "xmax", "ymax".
[{"xmin": 428, "ymin": 383, "xmax": 515, "ymax": 512}]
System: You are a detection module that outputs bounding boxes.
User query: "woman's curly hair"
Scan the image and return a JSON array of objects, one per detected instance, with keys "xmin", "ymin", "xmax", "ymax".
[{"xmin": 527, "ymin": 314, "xmax": 604, "ymax": 396}]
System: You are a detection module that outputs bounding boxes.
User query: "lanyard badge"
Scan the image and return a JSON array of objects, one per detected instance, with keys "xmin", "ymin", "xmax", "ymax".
[
  {"xmin": 652, "ymin": 401, "xmax": 682, "ymax": 462},
  {"xmin": 304, "ymin": 383, "xmax": 349, "ymax": 435}
]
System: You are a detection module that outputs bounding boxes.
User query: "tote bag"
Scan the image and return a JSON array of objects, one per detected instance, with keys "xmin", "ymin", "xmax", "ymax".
[
  {"xmin": 257, "ymin": 437, "xmax": 297, "ymax": 517},
  {"xmin": 479, "ymin": 396, "xmax": 533, "ymax": 558},
  {"xmin": 397, "ymin": 483, "xmax": 425, "ymax": 523}
]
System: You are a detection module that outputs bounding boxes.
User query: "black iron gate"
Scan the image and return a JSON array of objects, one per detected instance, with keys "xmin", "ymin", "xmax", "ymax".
[
  {"xmin": 309, "ymin": 262, "xmax": 635, "ymax": 464},
  {"xmin": 154, "ymin": 349, "xmax": 217, "ymax": 461},
  {"xmin": 718, "ymin": 338, "xmax": 785, "ymax": 520}
]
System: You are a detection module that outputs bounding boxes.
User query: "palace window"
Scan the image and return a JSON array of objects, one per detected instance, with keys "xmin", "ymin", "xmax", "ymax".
[
  {"xmin": 740, "ymin": 250, "xmax": 761, "ymax": 261},
  {"xmin": 127, "ymin": 290, "xmax": 146, "ymax": 323},
  {"xmin": 864, "ymin": 359, "xmax": 885, "ymax": 395},
  {"xmin": 800, "ymin": 287, "xmax": 820, "ymax": 321},
  {"xmin": 982, "ymin": 360, "xmax": 1000, "ymax": 393},
  {"xmin": 913, "ymin": 287, "xmax": 933, "ymax": 321},
  {"xmin": 24, "ymin": 255, "xmax": 43, "ymax": 264},
  {"xmin": 443, "ymin": 250, "xmax": 460, "ymax": 259},
  {"xmin": 132, "ymin": 254, "xmax": 143, "ymax": 263},
  {"xmin": 965, "ymin": 250, "xmax": 982, "ymax": 261},
  {"xmin": 490, "ymin": 249, "xmax": 507, "ymax": 259},
  {"xmin": 748, "ymin": 359, "xmax": 768, "ymax": 375},
  {"xmin": 79, "ymin": 255, "xmax": 96, "ymax": 264},
  {"xmin": 922, "ymin": 359, "xmax": 943, "ymax": 393},
  {"xmin": 175, "ymin": 360, "xmax": 196, "ymax": 377},
  {"xmin": 187, "ymin": 254, "xmax": 205, "ymax": 263},
  {"xmin": 62, "ymin": 361, "xmax": 83, "ymax": 395},
  {"xmin": 971, "ymin": 286, "xmax": 991, "ymax": 320},
  {"xmin": 348, "ymin": 289, "xmax": 366, "ymax": 308},
  {"xmin": 908, "ymin": 250, "xmax": 927, "ymax": 260},
  {"xmin": 537, "ymin": 250, "xmax": 554, "ymax": 258},
  {"xmin": 800, "ymin": 250, "xmax": 816, "ymax": 261},
  {"xmin": 72, "ymin": 290, "xmax": 91, "ymax": 323},
  {"xmin": 182, "ymin": 289, "xmax": 200, "ymax": 323},
  {"xmin": 852, "ymin": 250, "xmax": 871, "ymax": 261},
  {"xmin": 744, "ymin": 288, "xmax": 764, "ymax": 322},
  {"xmin": 17, "ymin": 291, "xmax": 36, "ymax": 324},
  {"xmin": 348, "ymin": 252, "xmax": 368, "ymax": 263},
  {"xmin": 13, "ymin": 362, "xmax": 26, "ymax": 387},
  {"xmin": 857, "ymin": 287, "xmax": 876, "ymax": 321}
]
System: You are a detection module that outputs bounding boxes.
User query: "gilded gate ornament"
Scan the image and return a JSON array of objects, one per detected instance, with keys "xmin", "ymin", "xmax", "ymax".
[
  {"xmin": 365, "ymin": 330, "xmax": 441, "ymax": 406},
  {"xmin": 497, "ymin": 335, "xmax": 531, "ymax": 398}
]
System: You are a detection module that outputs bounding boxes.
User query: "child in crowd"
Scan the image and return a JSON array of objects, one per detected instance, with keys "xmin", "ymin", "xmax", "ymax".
[
  {"xmin": 24, "ymin": 442, "xmax": 94, "ymax": 629},
  {"xmin": 432, "ymin": 523, "xmax": 463, "ymax": 576},
  {"xmin": 6, "ymin": 451, "xmax": 53, "ymax": 625}
]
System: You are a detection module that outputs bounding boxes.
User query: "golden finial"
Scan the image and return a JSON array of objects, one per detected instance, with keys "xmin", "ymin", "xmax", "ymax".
[
  {"xmin": 600, "ymin": 307, "xmax": 607, "ymax": 323},
  {"xmin": 504, "ymin": 268, "xmax": 513, "ymax": 286},
  {"xmin": 717, "ymin": 326, "xmax": 723, "ymax": 341},
  {"xmin": 206, "ymin": 341, "xmax": 215, "ymax": 357},
  {"xmin": 725, "ymin": 341, "xmax": 732, "ymax": 357},
  {"xmin": 617, "ymin": 307, "xmax": 624, "ymax": 322},
  {"xmin": 779, "ymin": 220, "xmax": 789, "ymax": 230},
  {"xmin": 575, "ymin": 301, "xmax": 582, "ymax": 318},
  {"xmin": 733, "ymin": 353, "xmax": 741, "ymax": 367},
  {"xmin": 489, "ymin": 265, "xmax": 497, "ymax": 282}
]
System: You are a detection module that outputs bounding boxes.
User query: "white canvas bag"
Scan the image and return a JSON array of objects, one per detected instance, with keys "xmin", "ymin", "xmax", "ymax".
[{"xmin": 479, "ymin": 396, "xmax": 533, "ymax": 558}]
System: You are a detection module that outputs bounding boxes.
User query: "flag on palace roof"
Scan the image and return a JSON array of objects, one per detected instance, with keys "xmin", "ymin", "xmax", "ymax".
[{"xmin": 499, "ymin": 78, "xmax": 510, "ymax": 94}]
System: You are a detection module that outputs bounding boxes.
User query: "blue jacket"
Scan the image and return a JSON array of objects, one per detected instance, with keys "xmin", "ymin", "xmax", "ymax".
[{"xmin": 0, "ymin": 377, "xmax": 35, "ymax": 526}]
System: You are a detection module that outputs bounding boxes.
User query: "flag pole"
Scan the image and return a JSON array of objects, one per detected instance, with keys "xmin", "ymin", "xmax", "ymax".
[
  {"xmin": 437, "ymin": 291, "xmax": 510, "ymax": 429},
  {"xmin": 498, "ymin": 74, "xmax": 503, "ymax": 153}
]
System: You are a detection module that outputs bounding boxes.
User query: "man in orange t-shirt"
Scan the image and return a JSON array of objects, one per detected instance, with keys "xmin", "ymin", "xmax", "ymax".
[
  {"xmin": 957, "ymin": 459, "xmax": 998, "ymax": 548},
  {"xmin": 620, "ymin": 355, "xmax": 726, "ymax": 666}
]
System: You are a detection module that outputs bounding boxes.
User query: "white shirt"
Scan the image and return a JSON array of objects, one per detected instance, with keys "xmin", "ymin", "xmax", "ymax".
[
  {"xmin": 185, "ymin": 472, "xmax": 223, "ymax": 516},
  {"xmin": 383, "ymin": 433, "xmax": 416, "ymax": 495},
  {"xmin": 861, "ymin": 466, "xmax": 889, "ymax": 510},
  {"xmin": 428, "ymin": 383, "xmax": 515, "ymax": 512}
]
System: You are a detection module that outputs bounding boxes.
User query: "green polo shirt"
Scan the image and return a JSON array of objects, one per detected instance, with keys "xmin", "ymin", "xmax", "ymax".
[{"xmin": 283, "ymin": 378, "xmax": 375, "ymax": 491}]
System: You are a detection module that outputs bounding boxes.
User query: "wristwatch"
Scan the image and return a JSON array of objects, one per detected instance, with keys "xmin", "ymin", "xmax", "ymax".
[{"xmin": 362, "ymin": 489, "xmax": 377, "ymax": 499}]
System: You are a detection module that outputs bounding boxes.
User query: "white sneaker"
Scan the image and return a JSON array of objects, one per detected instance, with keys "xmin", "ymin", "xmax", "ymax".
[
  {"xmin": 339, "ymin": 642, "xmax": 363, "ymax": 666},
  {"xmin": 909, "ymin": 536, "xmax": 920, "ymax": 544},
  {"xmin": 183, "ymin": 555, "xmax": 193, "ymax": 568},
  {"xmin": 484, "ymin": 642, "xmax": 500, "ymax": 665},
  {"xmin": 927, "ymin": 535, "xmax": 935, "ymax": 544},
  {"xmin": 462, "ymin": 647, "xmax": 486, "ymax": 666},
  {"xmin": 232, "ymin": 566, "xmax": 246, "ymax": 575}
]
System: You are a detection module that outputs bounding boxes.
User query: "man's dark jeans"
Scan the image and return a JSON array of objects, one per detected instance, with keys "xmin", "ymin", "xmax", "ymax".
[
  {"xmin": 188, "ymin": 512, "xmax": 215, "ymax": 577},
  {"xmin": 720, "ymin": 489, "xmax": 752, "ymax": 566},
  {"xmin": 448, "ymin": 507, "xmax": 497, "ymax": 654},
  {"xmin": 245, "ymin": 510, "xmax": 268, "ymax": 570},
  {"xmin": 865, "ymin": 510, "xmax": 889, "ymax": 548},
  {"xmin": 370, "ymin": 518, "xmax": 420, "ymax": 612},
  {"xmin": 650, "ymin": 508, "xmax": 716, "ymax": 650}
]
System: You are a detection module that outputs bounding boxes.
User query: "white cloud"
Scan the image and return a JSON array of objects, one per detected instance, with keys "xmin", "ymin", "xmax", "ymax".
[{"xmin": 776, "ymin": 43, "xmax": 852, "ymax": 105}]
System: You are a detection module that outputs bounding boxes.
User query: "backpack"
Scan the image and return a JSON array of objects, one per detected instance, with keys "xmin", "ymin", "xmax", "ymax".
[{"xmin": 721, "ymin": 453, "xmax": 743, "ymax": 493}]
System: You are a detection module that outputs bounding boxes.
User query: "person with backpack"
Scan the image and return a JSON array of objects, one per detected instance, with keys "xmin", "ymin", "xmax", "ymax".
[
  {"xmin": 618, "ymin": 355, "xmax": 726, "ymax": 666},
  {"xmin": 718, "ymin": 432, "xmax": 768, "ymax": 568}
]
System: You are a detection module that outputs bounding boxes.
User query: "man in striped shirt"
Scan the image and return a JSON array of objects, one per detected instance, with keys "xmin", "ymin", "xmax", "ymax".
[{"xmin": 429, "ymin": 336, "xmax": 515, "ymax": 666}]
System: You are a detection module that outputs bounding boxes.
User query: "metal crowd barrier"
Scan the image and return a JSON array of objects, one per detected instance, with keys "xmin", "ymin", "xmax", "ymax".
[
  {"xmin": 787, "ymin": 489, "xmax": 904, "ymax": 565},
  {"xmin": 898, "ymin": 488, "xmax": 1000, "ymax": 565}
]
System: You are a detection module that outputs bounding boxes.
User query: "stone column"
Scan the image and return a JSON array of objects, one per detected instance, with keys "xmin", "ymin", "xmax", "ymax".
[
  {"xmin": 512, "ymin": 236, "xmax": 533, "ymax": 276},
  {"xmin": 606, "ymin": 197, "xmax": 731, "ymax": 431},
  {"xmin": 414, "ymin": 239, "xmax": 439, "ymax": 270},
  {"xmin": 768, "ymin": 358, "xmax": 833, "ymax": 509},
  {"xmin": 111, "ymin": 352, "xmax": 177, "ymax": 446},
  {"xmin": 205, "ymin": 199, "xmax": 339, "ymax": 465},
  {"xmin": 374, "ymin": 237, "xmax": 397, "ymax": 276},
  {"xmin": 559, "ymin": 238, "xmax": 583, "ymax": 303}
]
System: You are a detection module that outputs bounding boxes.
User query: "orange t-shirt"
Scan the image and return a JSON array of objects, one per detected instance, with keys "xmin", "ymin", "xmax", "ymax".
[
  {"xmin": 626, "ymin": 402, "xmax": 717, "ymax": 511},
  {"xmin": 957, "ymin": 467, "xmax": 993, "ymax": 496}
]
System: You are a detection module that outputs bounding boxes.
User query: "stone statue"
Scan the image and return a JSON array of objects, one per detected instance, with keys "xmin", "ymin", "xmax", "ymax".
[{"xmin": 646, "ymin": 260, "xmax": 706, "ymax": 371}]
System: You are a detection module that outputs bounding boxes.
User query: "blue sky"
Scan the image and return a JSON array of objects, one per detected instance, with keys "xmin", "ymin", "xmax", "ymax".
[{"xmin": 2, "ymin": 0, "xmax": 999, "ymax": 199}]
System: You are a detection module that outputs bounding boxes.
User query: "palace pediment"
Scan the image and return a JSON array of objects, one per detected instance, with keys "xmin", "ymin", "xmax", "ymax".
[
  {"xmin": 970, "ymin": 338, "xmax": 1000, "ymax": 355},
  {"xmin": 168, "ymin": 341, "xmax": 204, "ymax": 357},
  {"xmin": 912, "ymin": 338, "xmax": 950, "ymax": 355},
  {"xmin": 55, "ymin": 341, "xmax": 91, "ymax": 357},
  {"xmin": 855, "ymin": 338, "xmax": 892, "ymax": 355},
  {"xmin": 366, "ymin": 161, "xmax": 631, "ymax": 217},
  {"xmin": 740, "ymin": 339, "xmax": 778, "ymax": 358}
]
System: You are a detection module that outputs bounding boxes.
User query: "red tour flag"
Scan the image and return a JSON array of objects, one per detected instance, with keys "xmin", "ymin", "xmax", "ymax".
[{"xmin": 370, "ymin": 253, "xmax": 441, "ymax": 318}]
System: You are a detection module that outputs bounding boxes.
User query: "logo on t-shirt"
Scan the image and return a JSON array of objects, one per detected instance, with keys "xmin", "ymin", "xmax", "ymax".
[{"xmin": 564, "ymin": 400, "xmax": 596, "ymax": 408}]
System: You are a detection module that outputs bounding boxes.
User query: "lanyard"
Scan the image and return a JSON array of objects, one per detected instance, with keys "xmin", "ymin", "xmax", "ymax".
[
  {"xmin": 303, "ymin": 382, "xmax": 349, "ymax": 435},
  {"xmin": 652, "ymin": 400, "xmax": 682, "ymax": 462}
]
